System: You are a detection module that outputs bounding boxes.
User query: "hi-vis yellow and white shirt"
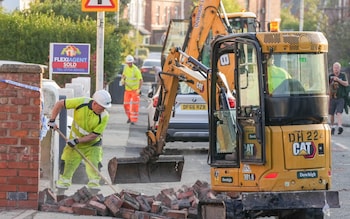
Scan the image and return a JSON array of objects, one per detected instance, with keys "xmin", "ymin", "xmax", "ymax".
[
  {"xmin": 122, "ymin": 64, "xmax": 142, "ymax": 91},
  {"xmin": 65, "ymin": 97, "xmax": 109, "ymax": 147}
]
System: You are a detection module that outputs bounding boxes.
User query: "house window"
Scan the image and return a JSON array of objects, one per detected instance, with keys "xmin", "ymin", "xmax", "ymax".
[
  {"xmin": 163, "ymin": 6, "xmax": 167, "ymax": 25},
  {"xmin": 174, "ymin": 6, "xmax": 179, "ymax": 19},
  {"xmin": 156, "ymin": 5, "xmax": 160, "ymax": 25}
]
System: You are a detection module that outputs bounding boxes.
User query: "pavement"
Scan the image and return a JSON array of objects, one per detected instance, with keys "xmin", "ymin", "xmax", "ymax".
[{"xmin": 1, "ymin": 86, "xmax": 350, "ymax": 218}]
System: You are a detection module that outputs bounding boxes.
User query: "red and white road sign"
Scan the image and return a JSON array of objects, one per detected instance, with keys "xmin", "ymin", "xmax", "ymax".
[{"xmin": 82, "ymin": 0, "xmax": 118, "ymax": 12}]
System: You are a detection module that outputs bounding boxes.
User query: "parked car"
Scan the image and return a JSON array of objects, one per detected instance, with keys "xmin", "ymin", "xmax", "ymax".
[
  {"xmin": 140, "ymin": 58, "xmax": 161, "ymax": 83},
  {"xmin": 148, "ymin": 82, "xmax": 209, "ymax": 142}
]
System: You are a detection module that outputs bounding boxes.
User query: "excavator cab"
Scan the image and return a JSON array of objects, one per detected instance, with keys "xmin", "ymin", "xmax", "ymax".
[{"xmin": 198, "ymin": 32, "xmax": 339, "ymax": 218}]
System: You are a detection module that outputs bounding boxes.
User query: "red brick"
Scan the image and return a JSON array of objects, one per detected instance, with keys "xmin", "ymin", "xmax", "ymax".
[
  {"xmin": 0, "ymin": 161, "xmax": 7, "ymax": 168},
  {"xmin": 8, "ymin": 146, "xmax": 27, "ymax": 154},
  {"xmin": 58, "ymin": 205, "xmax": 74, "ymax": 214},
  {"xmin": 88, "ymin": 200, "xmax": 108, "ymax": 216},
  {"xmin": 189, "ymin": 196, "xmax": 199, "ymax": 208},
  {"xmin": 8, "ymin": 161, "xmax": 28, "ymax": 169},
  {"xmin": 59, "ymin": 197, "xmax": 76, "ymax": 207},
  {"xmin": 17, "ymin": 200, "xmax": 38, "ymax": 209},
  {"xmin": 0, "ymin": 192, "xmax": 6, "ymax": 199},
  {"xmin": 72, "ymin": 203, "xmax": 97, "ymax": 216},
  {"xmin": 0, "ymin": 169, "xmax": 17, "ymax": 177},
  {"xmin": 0, "ymin": 200, "xmax": 17, "ymax": 207},
  {"xmin": 38, "ymin": 188, "xmax": 57, "ymax": 205},
  {"xmin": 18, "ymin": 185, "xmax": 38, "ymax": 192},
  {"xmin": 0, "ymin": 112, "xmax": 8, "ymax": 120},
  {"xmin": 0, "ymin": 122, "xmax": 19, "ymax": 129},
  {"xmin": 156, "ymin": 192, "xmax": 178, "ymax": 208},
  {"xmin": 0, "ymin": 137, "xmax": 18, "ymax": 145},
  {"xmin": 136, "ymin": 195, "xmax": 151, "ymax": 212},
  {"xmin": 0, "ymin": 153, "xmax": 17, "ymax": 161},
  {"xmin": 9, "ymin": 113, "xmax": 29, "ymax": 121},
  {"xmin": 40, "ymin": 203, "xmax": 60, "ymax": 212},
  {"xmin": 19, "ymin": 169, "xmax": 38, "ymax": 177},
  {"xmin": 118, "ymin": 208, "xmax": 135, "ymax": 219},
  {"xmin": 11, "ymin": 98, "xmax": 30, "ymax": 105},
  {"xmin": 28, "ymin": 192, "xmax": 38, "ymax": 200},
  {"xmin": 151, "ymin": 201, "xmax": 162, "ymax": 213},
  {"xmin": 104, "ymin": 194, "xmax": 123, "ymax": 216},
  {"xmin": 0, "ymin": 105, "xmax": 19, "ymax": 113},
  {"xmin": 56, "ymin": 195, "xmax": 68, "ymax": 202},
  {"xmin": 7, "ymin": 176, "xmax": 28, "ymax": 185},
  {"xmin": 165, "ymin": 209, "xmax": 188, "ymax": 219},
  {"xmin": 20, "ymin": 138, "xmax": 40, "ymax": 146},
  {"xmin": 21, "ymin": 106, "xmax": 40, "ymax": 114},
  {"xmin": 0, "ymin": 186, "xmax": 17, "ymax": 193},
  {"xmin": 122, "ymin": 192, "xmax": 140, "ymax": 210},
  {"xmin": 10, "ymin": 130, "xmax": 29, "ymax": 137},
  {"xmin": 28, "ymin": 161, "xmax": 39, "ymax": 169},
  {"xmin": 177, "ymin": 190, "xmax": 194, "ymax": 199},
  {"xmin": 0, "ymin": 177, "xmax": 7, "ymax": 184},
  {"xmin": 19, "ymin": 154, "xmax": 39, "ymax": 162}
]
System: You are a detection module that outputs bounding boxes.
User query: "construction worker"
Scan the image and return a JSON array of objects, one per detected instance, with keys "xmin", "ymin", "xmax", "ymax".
[
  {"xmin": 267, "ymin": 55, "xmax": 292, "ymax": 94},
  {"xmin": 121, "ymin": 55, "xmax": 143, "ymax": 124},
  {"xmin": 48, "ymin": 90, "xmax": 112, "ymax": 190}
]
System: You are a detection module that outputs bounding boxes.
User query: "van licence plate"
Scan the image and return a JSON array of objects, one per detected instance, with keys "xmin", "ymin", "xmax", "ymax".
[{"xmin": 181, "ymin": 104, "xmax": 207, "ymax": 110}]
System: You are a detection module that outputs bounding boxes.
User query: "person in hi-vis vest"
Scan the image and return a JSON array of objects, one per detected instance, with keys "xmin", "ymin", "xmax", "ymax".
[{"xmin": 121, "ymin": 55, "xmax": 143, "ymax": 125}]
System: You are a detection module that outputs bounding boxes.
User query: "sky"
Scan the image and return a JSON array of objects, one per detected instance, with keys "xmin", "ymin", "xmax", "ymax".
[{"xmin": 2, "ymin": 0, "xmax": 19, "ymax": 12}]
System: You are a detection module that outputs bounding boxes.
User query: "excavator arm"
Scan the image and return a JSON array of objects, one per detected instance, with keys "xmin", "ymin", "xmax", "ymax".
[{"xmin": 109, "ymin": 0, "xmax": 253, "ymax": 184}]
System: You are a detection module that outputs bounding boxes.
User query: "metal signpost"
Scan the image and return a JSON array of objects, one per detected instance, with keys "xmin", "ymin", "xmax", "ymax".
[{"xmin": 82, "ymin": 0, "xmax": 118, "ymax": 90}]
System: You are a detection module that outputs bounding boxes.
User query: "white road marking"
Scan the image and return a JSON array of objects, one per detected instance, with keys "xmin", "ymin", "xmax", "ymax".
[{"xmin": 332, "ymin": 140, "xmax": 349, "ymax": 150}]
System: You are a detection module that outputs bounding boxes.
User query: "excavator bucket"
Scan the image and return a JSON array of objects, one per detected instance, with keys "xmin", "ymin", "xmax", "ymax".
[{"xmin": 108, "ymin": 155, "xmax": 184, "ymax": 184}]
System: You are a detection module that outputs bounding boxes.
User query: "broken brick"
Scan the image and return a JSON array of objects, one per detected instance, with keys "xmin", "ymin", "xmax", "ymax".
[
  {"xmin": 151, "ymin": 201, "xmax": 162, "ymax": 213},
  {"xmin": 88, "ymin": 199, "xmax": 108, "ymax": 216},
  {"xmin": 72, "ymin": 203, "xmax": 97, "ymax": 216},
  {"xmin": 118, "ymin": 207, "xmax": 135, "ymax": 219},
  {"xmin": 104, "ymin": 194, "xmax": 123, "ymax": 216},
  {"xmin": 165, "ymin": 209, "xmax": 188, "ymax": 219},
  {"xmin": 122, "ymin": 192, "xmax": 140, "ymax": 210},
  {"xmin": 136, "ymin": 195, "xmax": 151, "ymax": 212},
  {"xmin": 58, "ymin": 197, "xmax": 75, "ymax": 207},
  {"xmin": 58, "ymin": 205, "xmax": 74, "ymax": 214},
  {"xmin": 39, "ymin": 203, "xmax": 59, "ymax": 212}
]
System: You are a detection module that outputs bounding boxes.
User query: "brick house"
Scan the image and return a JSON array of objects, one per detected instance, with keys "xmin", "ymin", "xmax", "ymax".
[{"xmin": 125, "ymin": 0, "xmax": 282, "ymax": 45}]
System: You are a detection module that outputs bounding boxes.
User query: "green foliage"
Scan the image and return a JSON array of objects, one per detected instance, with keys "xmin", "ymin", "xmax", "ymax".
[
  {"xmin": 280, "ymin": 0, "xmax": 348, "ymax": 69},
  {"xmin": 324, "ymin": 20, "xmax": 350, "ymax": 68},
  {"xmin": 222, "ymin": 0, "xmax": 242, "ymax": 13},
  {"xmin": 280, "ymin": 7, "xmax": 299, "ymax": 31},
  {"xmin": 0, "ymin": 0, "xmax": 133, "ymax": 93},
  {"xmin": 302, "ymin": 0, "xmax": 323, "ymax": 31}
]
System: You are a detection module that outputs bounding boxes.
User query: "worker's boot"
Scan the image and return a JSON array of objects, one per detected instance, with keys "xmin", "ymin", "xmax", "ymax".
[{"xmin": 56, "ymin": 187, "xmax": 68, "ymax": 196}]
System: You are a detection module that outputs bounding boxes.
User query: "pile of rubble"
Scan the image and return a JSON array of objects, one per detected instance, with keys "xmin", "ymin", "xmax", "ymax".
[{"xmin": 39, "ymin": 180, "xmax": 231, "ymax": 218}]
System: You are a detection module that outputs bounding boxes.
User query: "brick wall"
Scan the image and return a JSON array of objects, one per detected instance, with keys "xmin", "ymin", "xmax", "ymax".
[{"xmin": 0, "ymin": 64, "xmax": 43, "ymax": 209}]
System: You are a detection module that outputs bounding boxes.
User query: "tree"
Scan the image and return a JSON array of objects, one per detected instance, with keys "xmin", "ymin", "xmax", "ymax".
[
  {"xmin": 222, "ymin": 0, "xmax": 242, "ymax": 13},
  {"xmin": 0, "ymin": 0, "xmax": 133, "ymax": 92},
  {"xmin": 280, "ymin": 0, "xmax": 323, "ymax": 31}
]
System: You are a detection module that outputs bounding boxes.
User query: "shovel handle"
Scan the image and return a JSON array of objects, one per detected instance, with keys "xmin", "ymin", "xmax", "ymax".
[{"xmin": 54, "ymin": 128, "xmax": 118, "ymax": 194}]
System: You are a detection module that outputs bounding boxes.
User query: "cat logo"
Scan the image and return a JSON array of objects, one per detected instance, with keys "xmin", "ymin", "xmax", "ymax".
[{"xmin": 292, "ymin": 141, "xmax": 316, "ymax": 158}]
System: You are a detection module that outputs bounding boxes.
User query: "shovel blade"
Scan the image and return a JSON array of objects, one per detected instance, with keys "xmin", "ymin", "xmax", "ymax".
[{"xmin": 108, "ymin": 155, "xmax": 184, "ymax": 184}]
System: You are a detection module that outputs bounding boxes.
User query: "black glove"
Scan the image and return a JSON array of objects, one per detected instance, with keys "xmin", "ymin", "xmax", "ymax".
[
  {"xmin": 67, "ymin": 138, "xmax": 79, "ymax": 148},
  {"xmin": 48, "ymin": 119, "xmax": 57, "ymax": 129}
]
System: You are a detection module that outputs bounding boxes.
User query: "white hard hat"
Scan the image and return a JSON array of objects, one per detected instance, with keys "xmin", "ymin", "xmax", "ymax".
[
  {"xmin": 93, "ymin": 90, "xmax": 112, "ymax": 108},
  {"xmin": 125, "ymin": 55, "xmax": 134, "ymax": 63}
]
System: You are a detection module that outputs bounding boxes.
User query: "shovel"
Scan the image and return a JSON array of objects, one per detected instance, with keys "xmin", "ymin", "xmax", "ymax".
[{"xmin": 55, "ymin": 128, "xmax": 118, "ymax": 193}]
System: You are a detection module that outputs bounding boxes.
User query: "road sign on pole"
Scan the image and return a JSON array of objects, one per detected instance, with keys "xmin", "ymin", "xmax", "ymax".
[{"xmin": 82, "ymin": 0, "xmax": 118, "ymax": 12}]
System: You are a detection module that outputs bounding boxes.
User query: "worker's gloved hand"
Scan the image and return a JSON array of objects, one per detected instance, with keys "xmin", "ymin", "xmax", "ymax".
[
  {"xmin": 67, "ymin": 138, "xmax": 79, "ymax": 148},
  {"xmin": 136, "ymin": 89, "xmax": 141, "ymax": 95},
  {"xmin": 47, "ymin": 119, "xmax": 57, "ymax": 129}
]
